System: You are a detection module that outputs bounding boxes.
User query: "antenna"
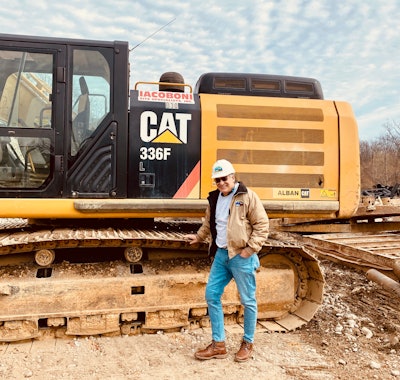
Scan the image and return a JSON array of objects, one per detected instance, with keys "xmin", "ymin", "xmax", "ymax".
[{"xmin": 130, "ymin": 18, "xmax": 176, "ymax": 52}]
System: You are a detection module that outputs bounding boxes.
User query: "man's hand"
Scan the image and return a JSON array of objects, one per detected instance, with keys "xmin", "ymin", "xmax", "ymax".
[
  {"xmin": 240, "ymin": 247, "xmax": 253, "ymax": 258},
  {"xmin": 186, "ymin": 234, "xmax": 200, "ymax": 245}
]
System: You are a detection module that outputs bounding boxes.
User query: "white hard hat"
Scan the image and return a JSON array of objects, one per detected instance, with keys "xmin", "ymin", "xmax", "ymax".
[{"xmin": 211, "ymin": 159, "xmax": 235, "ymax": 178}]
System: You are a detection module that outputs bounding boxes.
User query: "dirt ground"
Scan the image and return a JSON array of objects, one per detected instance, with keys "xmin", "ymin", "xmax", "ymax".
[{"xmin": 0, "ymin": 260, "xmax": 399, "ymax": 380}]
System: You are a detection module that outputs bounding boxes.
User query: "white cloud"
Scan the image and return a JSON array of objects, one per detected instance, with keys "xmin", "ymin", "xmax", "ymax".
[
  {"xmin": 357, "ymin": 104, "xmax": 400, "ymax": 141},
  {"xmin": 0, "ymin": 0, "xmax": 398, "ymax": 141}
]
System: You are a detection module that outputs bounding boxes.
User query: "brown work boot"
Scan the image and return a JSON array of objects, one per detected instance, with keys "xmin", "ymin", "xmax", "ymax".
[
  {"xmin": 234, "ymin": 340, "xmax": 254, "ymax": 362},
  {"xmin": 194, "ymin": 340, "xmax": 228, "ymax": 360}
]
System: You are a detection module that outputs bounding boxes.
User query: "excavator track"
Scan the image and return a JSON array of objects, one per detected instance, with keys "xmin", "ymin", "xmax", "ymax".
[{"xmin": 0, "ymin": 219, "xmax": 324, "ymax": 342}]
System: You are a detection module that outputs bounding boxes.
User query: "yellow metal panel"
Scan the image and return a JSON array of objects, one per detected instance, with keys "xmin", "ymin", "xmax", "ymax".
[
  {"xmin": 199, "ymin": 94, "xmax": 341, "ymax": 213},
  {"xmin": 0, "ymin": 199, "xmax": 207, "ymax": 219},
  {"xmin": 0, "ymin": 199, "xmax": 79, "ymax": 219},
  {"xmin": 335, "ymin": 101, "xmax": 360, "ymax": 218}
]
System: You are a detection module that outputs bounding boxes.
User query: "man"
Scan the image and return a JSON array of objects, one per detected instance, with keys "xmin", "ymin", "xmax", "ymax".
[{"xmin": 187, "ymin": 159, "xmax": 269, "ymax": 362}]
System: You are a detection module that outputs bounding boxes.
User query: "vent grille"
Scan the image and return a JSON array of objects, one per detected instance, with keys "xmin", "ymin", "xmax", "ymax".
[
  {"xmin": 214, "ymin": 103, "xmax": 328, "ymax": 191},
  {"xmin": 217, "ymin": 126, "xmax": 323, "ymax": 144},
  {"xmin": 217, "ymin": 104, "xmax": 324, "ymax": 121}
]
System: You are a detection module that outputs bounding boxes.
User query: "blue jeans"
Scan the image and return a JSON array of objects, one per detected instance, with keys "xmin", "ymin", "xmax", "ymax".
[{"xmin": 205, "ymin": 248, "xmax": 260, "ymax": 343}]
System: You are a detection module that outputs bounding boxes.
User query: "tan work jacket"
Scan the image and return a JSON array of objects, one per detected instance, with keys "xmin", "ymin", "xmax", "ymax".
[{"xmin": 196, "ymin": 182, "xmax": 269, "ymax": 259}]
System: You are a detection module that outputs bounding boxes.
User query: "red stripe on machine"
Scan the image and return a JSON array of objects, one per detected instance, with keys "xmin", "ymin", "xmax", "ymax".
[{"xmin": 173, "ymin": 161, "xmax": 200, "ymax": 198}]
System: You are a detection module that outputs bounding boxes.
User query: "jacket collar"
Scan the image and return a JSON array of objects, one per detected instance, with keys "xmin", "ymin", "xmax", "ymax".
[{"xmin": 208, "ymin": 181, "xmax": 248, "ymax": 201}]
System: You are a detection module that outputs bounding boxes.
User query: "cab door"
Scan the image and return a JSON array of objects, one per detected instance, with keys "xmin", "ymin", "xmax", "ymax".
[
  {"xmin": 64, "ymin": 45, "xmax": 128, "ymax": 198},
  {"xmin": 0, "ymin": 39, "xmax": 65, "ymax": 197}
]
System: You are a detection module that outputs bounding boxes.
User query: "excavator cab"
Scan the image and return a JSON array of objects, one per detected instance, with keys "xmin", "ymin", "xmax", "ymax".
[{"xmin": 0, "ymin": 34, "xmax": 129, "ymax": 198}]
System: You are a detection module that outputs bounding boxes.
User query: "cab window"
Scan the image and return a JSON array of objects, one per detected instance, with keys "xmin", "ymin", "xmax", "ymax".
[
  {"xmin": 0, "ymin": 50, "xmax": 52, "ymax": 188},
  {"xmin": 71, "ymin": 49, "xmax": 110, "ymax": 156}
]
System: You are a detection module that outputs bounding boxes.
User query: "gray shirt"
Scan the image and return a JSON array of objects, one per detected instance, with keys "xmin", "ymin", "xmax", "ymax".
[{"xmin": 215, "ymin": 183, "xmax": 239, "ymax": 249}]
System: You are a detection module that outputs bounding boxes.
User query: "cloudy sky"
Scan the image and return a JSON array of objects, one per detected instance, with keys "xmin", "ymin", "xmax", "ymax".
[{"xmin": 0, "ymin": 0, "xmax": 398, "ymax": 141}]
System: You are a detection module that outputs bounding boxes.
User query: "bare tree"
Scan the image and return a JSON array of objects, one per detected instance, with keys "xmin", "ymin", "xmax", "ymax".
[
  {"xmin": 384, "ymin": 120, "xmax": 400, "ymax": 150},
  {"xmin": 359, "ymin": 120, "xmax": 400, "ymax": 190},
  {"xmin": 360, "ymin": 140, "xmax": 372, "ymax": 189}
]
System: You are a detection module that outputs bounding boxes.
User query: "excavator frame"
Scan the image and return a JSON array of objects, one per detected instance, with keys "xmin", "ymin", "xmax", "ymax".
[{"xmin": 0, "ymin": 32, "xmax": 367, "ymax": 342}]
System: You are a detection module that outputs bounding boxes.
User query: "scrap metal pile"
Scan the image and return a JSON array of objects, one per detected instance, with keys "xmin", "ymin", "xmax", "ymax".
[
  {"xmin": 361, "ymin": 183, "xmax": 400, "ymax": 200},
  {"xmin": 273, "ymin": 190, "xmax": 400, "ymax": 300}
]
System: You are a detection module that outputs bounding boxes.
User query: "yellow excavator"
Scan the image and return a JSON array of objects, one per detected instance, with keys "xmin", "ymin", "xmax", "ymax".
[{"xmin": 0, "ymin": 33, "xmax": 360, "ymax": 341}]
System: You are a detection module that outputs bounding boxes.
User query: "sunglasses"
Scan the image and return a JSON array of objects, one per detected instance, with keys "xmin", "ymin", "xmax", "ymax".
[{"xmin": 215, "ymin": 175, "xmax": 230, "ymax": 183}]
